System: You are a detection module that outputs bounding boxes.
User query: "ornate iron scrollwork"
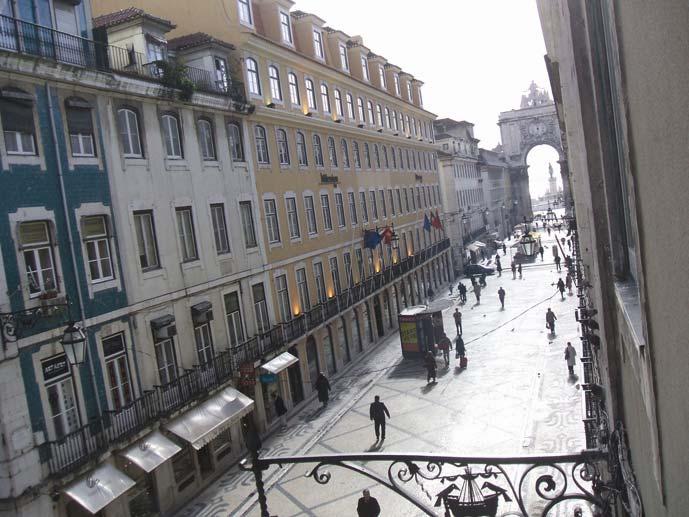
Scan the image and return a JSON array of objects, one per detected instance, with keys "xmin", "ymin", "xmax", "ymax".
[{"xmin": 0, "ymin": 303, "xmax": 68, "ymax": 347}]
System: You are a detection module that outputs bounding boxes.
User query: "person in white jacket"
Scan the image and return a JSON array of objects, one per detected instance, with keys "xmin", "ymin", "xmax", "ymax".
[{"xmin": 565, "ymin": 342, "xmax": 577, "ymax": 375}]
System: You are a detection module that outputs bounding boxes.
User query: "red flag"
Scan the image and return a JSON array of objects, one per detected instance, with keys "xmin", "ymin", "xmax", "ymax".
[
  {"xmin": 381, "ymin": 226, "xmax": 393, "ymax": 244},
  {"xmin": 433, "ymin": 210, "xmax": 443, "ymax": 229}
]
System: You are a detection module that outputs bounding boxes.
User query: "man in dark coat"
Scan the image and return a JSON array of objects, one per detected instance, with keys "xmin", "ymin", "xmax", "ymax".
[
  {"xmin": 546, "ymin": 308, "xmax": 557, "ymax": 334},
  {"xmin": 498, "ymin": 287, "xmax": 506, "ymax": 309},
  {"xmin": 455, "ymin": 335, "xmax": 465, "ymax": 358},
  {"xmin": 424, "ymin": 351, "xmax": 437, "ymax": 383},
  {"xmin": 272, "ymin": 392, "xmax": 288, "ymax": 429},
  {"xmin": 453, "ymin": 308, "xmax": 463, "ymax": 335},
  {"xmin": 438, "ymin": 333, "xmax": 452, "ymax": 367},
  {"xmin": 315, "ymin": 372, "xmax": 331, "ymax": 407},
  {"xmin": 369, "ymin": 395, "xmax": 391, "ymax": 441},
  {"xmin": 557, "ymin": 278, "xmax": 566, "ymax": 300},
  {"xmin": 357, "ymin": 489, "xmax": 381, "ymax": 517},
  {"xmin": 554, "ymin": 254, "xmax": 562, "ymax": 271}
]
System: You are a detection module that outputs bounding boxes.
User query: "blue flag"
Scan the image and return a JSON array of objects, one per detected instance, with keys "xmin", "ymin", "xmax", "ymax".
[
  {"xmin": 423, "ymin": 213, "xmax": 431, "ymax": 232},
  {"xmin": 363, "ymin": 229, "xmax": 382, "ymax": 249}
]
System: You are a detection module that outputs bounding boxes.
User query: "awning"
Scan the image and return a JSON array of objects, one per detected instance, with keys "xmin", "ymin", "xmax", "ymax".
[
  {"xmin": 165, "ymin": 387, "xmax": 253, "ymax": 450},
  {"xmin": 261, "ymin": 351, "xmax": 298, "ymax": 374},
  {"xmin": 64, "ymin": 463, "xmax": 135, "ymax": 515},
  {"xmin": 121, "ymin": 430, "xmax": 181, "ymax": 473}
]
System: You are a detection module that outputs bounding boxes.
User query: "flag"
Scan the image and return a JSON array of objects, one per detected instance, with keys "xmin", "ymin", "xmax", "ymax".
[
  {"xmin": 423, "ymin": 214, "xmax": 431, "ymax": 232},
  {"xmin": 381, "ymin": 226, "xmax": 393, "ymax": 244},
  {"xmin": 433, "ymin": 210, "xmax": 443, "ymax": 229},
  {"xmin": 363, "ymin": 229, "xmax": 382, "ymax": 249}
]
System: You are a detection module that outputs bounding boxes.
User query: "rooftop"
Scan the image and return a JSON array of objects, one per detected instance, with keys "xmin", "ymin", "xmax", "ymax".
[
  {"xmin": 168, "ymin": 32, "xmax": 235, "ymax": 52},
  {"xmin": 93, "ymin": 7, "xmax": 175, "ymax": 30}
]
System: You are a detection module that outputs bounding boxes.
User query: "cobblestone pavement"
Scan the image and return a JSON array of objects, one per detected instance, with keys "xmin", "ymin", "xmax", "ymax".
[{"xmin": 176, "ymin": 226, "xmax": 585, "ymax": 517}]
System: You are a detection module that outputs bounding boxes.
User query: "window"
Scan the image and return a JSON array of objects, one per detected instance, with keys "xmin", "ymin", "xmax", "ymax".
[
  {"xmin": 286, "ymin": 196, "xmax": 300, "ymax": 238},
  {"xmin": 363, "ymin": 142, "xmax": 371, "ymax": 168},
  {"xmin": 305, "ymin": 79, "xmax": 317, "ymax": 110},
  {"xmin": 345, "ymin": 93, "xmax": 355, "ymax": 120},
  {"xmin": 245, "ymin": 58, "xmax": 260, "ymax": 95},
  {"xmin": 287, "ymin": 72, "xmax": 300, "ymax": 105},
  {"xmin": 296, "ymin": 267, "xmax": 310, "ymax": 311},
  {"xmin": 355, "ymin": 248, "xmax": 364, "ymax": 280},
  {"xmin": 197, "ymin": 119, "xmax": 216, "ymax": 160},
  {"xmin": 406, "ymin": 81, "xmax": 413, "ymax": 101},
  {"xmin": 210, "ymin": 204, "xmax": 231, "ymax": 254},
  {"xmin": 237, "ymin": 0, "xmax": 253, "ymax": 25},
  {"xmin": 353, "ymin": 141, "xmax": 361, "ymax": 168},
  {"xmin": 276, "ymin": 128, "xmax": 290, "ymax": 165},
  {"xmin": 341, "ymin": 139, "xmax": 350, "ymax": 168},
  {"xmin": 103, "ymin": 334, "xmax": 133, "ymax": 410},
  {"xmin": 373, "ymin": 144, "xmax": 381, "ymax": 169},
  {"xmin": 370, "ymin": 191, "xmax": 378, "ymax": 219},
  {"xmin": 176, "ymin": 207, "xmax": 198, "ymax": 262},
  {"xmin": 394, "ymin": 74, "xmax": 401, "ymax": 96},
  {"xmin": 398, "ymin": 148, "xmax": 404, "ymax": 170},
  {"xmin": 378, "ymin": 65, "xmax": 387, "ymax": 88},
  {"xmin": 65, "ymin": 98, "xmax": 94, "ymax": 157},
  {"xmin": 133, "ymin": 211, "xmax": 159, "ymax": 270},
  {"xmin": 296, "ymin": 131, "xmax": 308, "ymax": 166},
  {"xmin": 117, "ymin": 108, "xmax": 142, "ymax": 157},
  {"xmin": 379, "ymin": 189, "xmax": 387, "ymax": 218},
  {"xmin": 367, "ymin": 101, "xmax": 374, "ymax": 126},
  {"xmin": 313, "ymin": 134, "xmax": 324, "ymax": 166},
  {"xmin": 264, "ymin": 199, "xmax": 280, "ymax": 243},
  {"xmin": 214, "ymin": 56, "xmax": 229, "ymax": 92},
  {"xmin": 335, "ymin": 192, "xmax": 346, "ymax": 227},
  {"xmin": 320, "ymin": 194, "xmax": 332, "ymax": 230},
  {"xmin": 194, "ymin": 322, "xmax": 214, "ymax": 365},
  {"xmin": 227, "ymin": 122, "xmax": 244, "ymax": 161},
  {"xmin": 82, "ymin": 216, "xmax": 113, "ymax": 283},
  {"xmin": 1, "ymin": 89, "xmax": 36, "ymax": 156},
  {"xmin": 320, "ymin": 84, "xmax": 331, "ymax": 113},
  {"xmin": 313, "ymin": 262, "xmax": 326, "ymax": 304},
  {"xmin": 268, "ymin": 65, "xmax": 282, "ymax": 101},
  {"xmin": 329, "ymin": 256, "xmax": 342, "ymax": 295},
  {"xmin": 384, "ymin": 107, "xmax": 391, "ymax": 129},
  {"xmin": 396, "ymin": 188, "xmax": 403, "ymax": 215},
  {"xmin": 361, "ymin": 56, "xmax": 370, "ymax": 81},
  {"xmin": 388, "ymin": 189, "xmax": 396, "ymax": 216},
  {"xmin": 252, "ymin": 283, "xmax": 270, "ymax": 333},
  {"xmin": 44, "ymin": 360, "xmax": 79, "ymax": 438},
  {"xmin": 411, "ymin": 187, "xmax": 417, "ymax": 210},
  {"xmin": 304, "ymin": 195, "xmax": 317, "ymax": 234},
  {"xmin": 19, "ymin": 221, "xmax": 57, "ymax": 296},
  {"xmin": 357, "ymin": 97, "xmax": 365, "ymax": 122},
  {"xmin": 254, "ymin": 125, "xmax": 269, "ymax": 164},
  {"xmin": 327, "ymin": 136, "xmax": 338, "ymax": 167},
  {"xmin": 275, "ymin": 274, "xmax": 291, "ymax": 322},
  {"xmin": 360, "ymin": 191, "xmax": 369, "ymax": 223},
  {"xmin": 392, "ymin": 110, "xmax": 399, "ymax": 131},
  {"xmin": 404, "ymin": 189, "xmax": 410, "ymax": 212},
  {"xmin": 348, "ymin": 192, "xmax": 358, "ymax": 225},
  {"xmin": 376, "ymin": 104, "xmax": 383, "ymax": 127},
  {"xmin": 313, "ymin": 30, "xmax": 324, "ymax": 59},
  {"xmin": 239, "ymin": 201, "xmax": 257, "ymax": 248},
  {"xmin": 382, "ymin": 146, "xmax": 389, "ymax": 168},
  {"xmin": 391, "ymin": 147, "xmax": 397, "ymax": 169},
  {"xmin": 224, "ymin": 292, "xmax": 245, "ymax": 346},
  {"xmin": 280, "ymin": 11, "xmax": 292, "ymax": 44},
  {"xmin": 334, "ymin": 89, "xmax": 344, "ymax": 117},
  {"xmin": 339, "ymin": 43, "xmax": 349, "ymax": 71},
  {"xmin": 154, "ymin": 337, "xmax": 177, "ymax": 385}
]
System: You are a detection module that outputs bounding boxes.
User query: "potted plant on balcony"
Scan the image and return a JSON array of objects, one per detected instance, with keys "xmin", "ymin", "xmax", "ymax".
[{"xmin": 157, "ymin": 60, "xmax": 195, "ymax": 101}]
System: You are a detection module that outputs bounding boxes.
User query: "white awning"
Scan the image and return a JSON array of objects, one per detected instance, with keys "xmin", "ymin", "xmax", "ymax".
[
  {"xmin": 121, "ymin": 430, "xmax": 181, "ymax": 473},
  {"xmin": 165, "ymin": 387, "xmax": 254, "ymax": 450},
  {"xmin": 64, "ymin": 463, "xmax": 135, "ymax": 515},
  {"xmin": 261, "ymin": 351, "xmax": 298, "ymax": 374}
]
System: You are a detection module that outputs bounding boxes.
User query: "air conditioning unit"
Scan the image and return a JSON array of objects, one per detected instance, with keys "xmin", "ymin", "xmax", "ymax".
[{"xmin": 154, "ymin": 325, "xmax": 177, "ymax": 341}]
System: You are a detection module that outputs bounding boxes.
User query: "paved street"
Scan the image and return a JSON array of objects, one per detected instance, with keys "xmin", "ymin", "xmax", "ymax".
[{"xmin": 176, "ymin": 226, "xmax": 584, "ymax": 516}]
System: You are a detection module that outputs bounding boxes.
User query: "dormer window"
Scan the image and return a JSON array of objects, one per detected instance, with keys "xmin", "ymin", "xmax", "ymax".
[
  {"xmin": 280, "ymin": 11, "xmax": 293, "ymax": 44},
  {"xmin": 145, "ymin": 34, "xmax": 166, "ymax": 63},
  {"xmin": 313, "ymin": 30, "xmax": 324, "ymax": 60},
  {"xmin": 406, "ymin": 81, "xmax": 413, "ymax": 101},
  {"xmin": 394, "ymin": 74, "xmax": 401, "ymax": 96},
  {"xmin": 361, "ymin": 56, "xmax": 370, "ymax": 81},
  {"xmin": 237, "ymin": 0, "xmax": 253, "ymax": 26},
  {"xmin": 339, "ymin": 44, "xmax": 349, "ymax": 72},
  {"xmin": 214, "ymin": 57, "xmax": 229, "ymax": 92},
  {"xmin": 378, "ymin": 65, "xmax": 387, "ymax": 89}
]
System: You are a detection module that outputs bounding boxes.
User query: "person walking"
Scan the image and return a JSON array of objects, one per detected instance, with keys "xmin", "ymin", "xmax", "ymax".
[
  {"xmin": 369, "ymin": 395, "xmax": 391, "ymax": 442},
  {"xmin": 458, "ymin": 282, "xmax": 467, "ymax": 304},
  {"xmin": 315, "ymin": 372, "xmax": 331, "ymax": 408},
  {"xmin": 566, "ymin": 273, "xmax": 573, "ymax": 295},
  {"xmin": 455, "ymin": 334, "xmax": 466, "ymax": 360},
  {"xmin": 473, "ymin": 282, "xmax": 482, "ymax": 304},
  {"xmin": 438, "ymin": 333, "xmax": 452, "ymax": 367},
  {"xmin": 495, "ymin": 256, "xmax": 502, "ymax": 277},
  {"xmin": 557, "ymin": 278, "xmax": 566, "ymax": 300},
  {"xmin": 424, "ymin": 351, "xmax": 437, "ymax": 384},
  {"xmin": 565, "ymin": 342, "xmax": 577, "ymax": 375},
  {"xmin": 453, "ymin": 308, "xmax": 463, "ymax": 335},
  {"xmin": 546, "ymin": 308, "xmax": 557, "ymax": 335},
  {"xmin": 518, "ymin": 263, "xmax": 523, "ymax": 279},
  {"xmin": 539, "ymin": 245, "xmax": 545, "ymax": 261},
  {"xmin": 502, "ymin": 242, "xmax": 507, "ymax": 255},
  {"xmin": 511, "ymin": 260, "xmax": 517, "ymax": 279},
  {"xmin": 449, "ymin": 283, "xmax": 454, "ymax": 296},
  {"xmin": 357, "ymin": 489, "xmax": 381, "ymax": 517},
  {"xmin": 498, "ymin": 287, "xmax": 506, "ymax": 309},
  {"xmin": 272, "ymin": 392, "xmax": 288, "ymax": 429},
  {"xmin": 554, "ymin": 255, "xmax": 562, "ymax": 272}
]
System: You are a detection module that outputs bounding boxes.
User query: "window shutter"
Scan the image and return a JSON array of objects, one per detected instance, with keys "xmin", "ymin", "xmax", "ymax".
[
  {"xmin": 67, "ymin": 107, "xmax": 93, "ymax": 135},
  {"xmin": 0, "ymin": 98, "xmax": 34, "ymax": 134}
]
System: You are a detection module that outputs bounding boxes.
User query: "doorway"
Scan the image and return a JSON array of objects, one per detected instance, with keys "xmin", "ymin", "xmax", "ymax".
[
  {"xmin": 372, "ymin": 295, "xmax": 384, "ymax": 337},
  {"xmin": 287, "ymin": 346, "xmax": 304, "ymax": 405}
]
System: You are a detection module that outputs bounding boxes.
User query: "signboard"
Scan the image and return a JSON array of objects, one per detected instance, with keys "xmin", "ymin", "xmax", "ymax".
[
  {"xmin": 399, "ymin": 315, "xmax": 419, "ymax": 354},
  {"xmin": 259, "ymin": 373, "xmax": 277, "ymax": 384},
  {"xmin": 42, "ymin": 354, "xmax": 69, "ymax": 382},
  {"xmin": 238, "ymin": 363, "xmax": 256, "ymax": 389}
]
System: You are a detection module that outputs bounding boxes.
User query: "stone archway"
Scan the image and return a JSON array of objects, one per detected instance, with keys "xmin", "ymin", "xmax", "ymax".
[{"xmin": 498, "ymin": 82, "xmax": 570, "ymax": 221}]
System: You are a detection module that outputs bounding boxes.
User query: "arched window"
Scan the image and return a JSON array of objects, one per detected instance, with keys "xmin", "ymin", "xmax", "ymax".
[
  {"xmin": 392, "ymin": 110, "xmax": 398, "ymax": 131},
  {"xmin": 334, "ymin": 89, "xmax": 344, "ymax": 117},
  {"xmin": 197, "ymin": 118, "xmax": 216, "ymax": 160},
  {"xmin": 384, "ymin": 107, "xmax": 391, "ymax": 129},
  {"xmin": 391, "ymin": 147, "xmax": 397, "ymax": 169},
  {"xmin": 65, "ymin": 97, "xmax": 95, "ymax": 157},
  {"xmin": 296, "ymin": 131, "xmax": 308, "ymax": 166},
  {"xmin": 341, "ymin": 138, "xmax": 350, "ymax": 168},
  {"xmin": 288, "ymin": 72, "xmax": 300, "ymax": 105},
  {"xmin": 376, "ymin": 104, "xmax": 383, "ymax": 126},
  {"xmin": 305, "ymin": 79, "xmax": 317, "ymax": 110},
  {"xmin": 363, "ymin": 142, "xmax": 371, "ymax": 168},
  {"xmin": 345, "ymin": 93, "xmax": 355, "ymax": 120},
  {"xmin": 161, "ymin": 113, "xmax": 182, "ymax": 158},
  {"xmin": 227, "ymin": 122, "xmax": 244, "ymax": 161},
  {"xmin": 366, "ymin": 101, "xmax": 374, "ymax": 125},
  {"xmin": 320, "ymin": 83, "xmax": 331, "ymax": 113},
  {"xmin": 254, "ymin": 125, "xmax": 269, "ymax": 164},
  {"xmin": 404, "ymin": 115, "xmax": 410, "ymax": 134},
  {"xmin": 352, "ymin": 141, "xmax": 361, "ymax": 168},
  {"xmin": 276, "ymin": 128, "xmax": 290, "ymax": 165},
  {"xmin": 117, "ymin": 107, "xmax": 142, "ymax": 157},
  {"xmin": 327, "ymin": 136, "xmax": 338, "ymax": 167},
  {"xmin": 357, "ymin": 97, "xmax": 365, "ymax": 122},
  {"xmin": 313, "ymin": 134, "xmax": 324, "ymax": 166},
  {"xmin": 382, "ymin": 145, "xmax": 389, "ymax": 169},
  {"xmin": 373, "ymin": 144, "xmax": 381, "ymax": 169},
  {"xmin": 246, "ymin": 58, "xmax": 261, "ymax": 95},
  {"xmin": 268, "ymin": 65, "xmax": 282, "ymax": 101}
]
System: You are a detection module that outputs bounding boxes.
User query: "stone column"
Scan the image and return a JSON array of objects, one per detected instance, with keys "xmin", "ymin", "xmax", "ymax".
[{"xmin": 558, "ymin": 159, "xmax": 573, "ymax": 215}]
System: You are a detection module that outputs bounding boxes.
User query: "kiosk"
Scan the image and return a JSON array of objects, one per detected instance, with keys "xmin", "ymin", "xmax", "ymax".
[{"xmin": 398, "ymin": 300, "xmax": 452, "ymax": 359}]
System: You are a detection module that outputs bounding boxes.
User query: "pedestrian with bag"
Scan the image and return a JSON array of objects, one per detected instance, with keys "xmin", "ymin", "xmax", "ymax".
[
  {"xmin": 453, "ymin": 308, "xmax": 463, "ymax": 335},
  {"xmin": 546, "ymin": 308, "xmax": 557, "ymax": 335},
  {"xmin": 424, "ymin": 351, "xmax": 437, "ymax": 383},
  {"xmin": 438, "ymin": 333, "xmax": 452, "ymax": 367},
  {"xmin": 315, "ymin": 372, "xmax": 331, "ymax": 408},
  {"xmin": 369, "ymin": 395, "xmax": 391, "ymax": 442},
  {"xmin": 272, "ymin": 392, "xmax": 288, "ymax": 429},
  {"xmin": 458, "ymin": 282, "xmax": 467, "ymax": 304},
  {"xmin": 565, "ymin": 342, "xmax": 577, "ymax": 375},
  {"xmin": 498, "ymin": 287, "xmax": 506, "ymax": 309},
  {"xmin": 455, "ymin": 334, "xmax": 467, "ymax": 368},
  {"xmin": 357, "ymin": 489, "xmax": 381, "ymax": 517},
  {"xmin": 557, "ymin": 278, "xmax": 566, "ymax": 300}
]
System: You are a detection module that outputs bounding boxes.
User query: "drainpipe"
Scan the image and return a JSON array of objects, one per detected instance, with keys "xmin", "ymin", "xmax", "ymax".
[{"xmin": 45, "ymin": 83, "xmax": 103, "ymax": 419}]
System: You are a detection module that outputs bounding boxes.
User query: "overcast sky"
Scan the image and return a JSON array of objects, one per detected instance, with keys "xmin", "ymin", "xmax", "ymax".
[{"xmin": 294, "ymin": 0, "xmax": 558, "ymax": 194}]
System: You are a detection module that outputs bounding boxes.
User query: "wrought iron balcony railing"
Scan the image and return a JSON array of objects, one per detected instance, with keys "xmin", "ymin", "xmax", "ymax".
[{"xmin": 0, "ymin": 14, "xmax": 246, "ymax": 101}]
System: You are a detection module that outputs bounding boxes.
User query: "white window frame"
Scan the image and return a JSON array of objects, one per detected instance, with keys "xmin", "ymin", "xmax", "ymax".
[
  {"xmin": 296, "ymin": 131, "xmax": 308, "ymax": 166},
  {"xmin": 313, "ymin": 29, "xmax": 324, "ymax": 60},
  {"xmin": 348, "ymin": 191, "xmax": 358, "ymax": 226},
  {"xmin": 117, "ymin": 107, "xmax": 142, "ymax": 158},
  {"xmin": 197, "ymin": 118, "xmax": 216, "ymax": 160},
  {"xmin": 335, "ymin": 192, "xmax": 346, "ymax": 228},
  {"xmin": 320, "ymin": 193, "xmax": 333, "ymax": 231},
  {"xmin": 304, "ymin": 194, "xmax": 318, "ymax": 235},
  {"xmin": 175, "ymin": 207, "xmax": 199, "ymax": 262},
  {"xmin": 275, "ymin": 274, "xmax": 291, "ymax": 322},
  {"xmin": 288, "ymin": 72, "xmax": 300, "ymax": 105},
  {"xmin": 279, "ymin": 10, "xmax": 293, "ymax": 44},
  {"xmin": 320, "ymin": 83, "xmax": 331, "ymax": 113},
  {"xmin": 339, "ymin": 43, "xmax": 349, "ymax": 71},
  {"xmin": 239, "ymin": 201, "xmax": 258, "ymax": 249},
  {"xmin": 237, "ymin": 0, "xmax": 253, "ymax": 26},
  {"xmin": 254, "ymin": 125, "xmax": 269, "ymax": 164},
  {"xmin": 82, "ymin": 216, "xmax": 114, "ymax": 284},
  {"xmin": 245, "ymin": 58, "xmax": 261, "ymax": 96},
  {"xmin": 285, "ymin": 195, "xmax": 301, "ymax": 239},
  {"xmin": 333, "ymin": 89, "xmax": 344, "ymax": 118},
  {"xmin": 361, "ymin": 56, "xmax": 370, "ymax": 81},
  {"xmin": 305, "ymin": 78, "xmax": 317, "ymax": 110},
  {"xmin": 296, "ymin": 267, "xmax": 310, "ymax": 311},
  {"xmin": 263, "ymin": 198, "xmax": 281, "ymax": 244},
  {"xmin": 210, "ymin": 203, "xmax": 231, "ymax": 255},
  {"xmin": 161, "ymin": 113, "xmax": 182, "ymax": 159},
  {"xmin": 276, "ymin": 128, "xmax": 290, "ymax": 165},
  {"xmin": 133, "ymin": 210, "xmax": 159, "ymax": 271},
  {"xmin": 268, "ymin": 65, "xmax": 282, "ymax": 102},
  {"xmin": 19, "ymin": 221, "xmax": 57, "ymax": 297},
  {"xmin": 103, "ymin": 334, "xmax": 133, "ymax": 410}
]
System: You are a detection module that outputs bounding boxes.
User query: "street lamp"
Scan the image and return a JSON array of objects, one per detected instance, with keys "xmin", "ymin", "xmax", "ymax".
[
  {"xmin": 519, "ymin": 233, "xmax": 537, "ymax": 257},
  {"xmin": 61, "ymin": 322, "xmax": 87, "ymax": 366}
]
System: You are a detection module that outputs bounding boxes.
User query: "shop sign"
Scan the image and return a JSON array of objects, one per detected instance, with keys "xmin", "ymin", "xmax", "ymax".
[
  {"xmin": 259, "ymin": 373, "xmax": 277, "ymax": 384},
  {"xmin": 239, "ymin": 363, "xmax": 256, "ymax": 388},
  {"xmin": 42, "ymin": 354, "xmax": 69, "ymax": 381}
]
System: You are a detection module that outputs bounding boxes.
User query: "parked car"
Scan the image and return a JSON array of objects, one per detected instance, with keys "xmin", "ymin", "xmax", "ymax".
[{"xmin": 463, "ymin": 264, "xmax": 496, "ymax": 277}]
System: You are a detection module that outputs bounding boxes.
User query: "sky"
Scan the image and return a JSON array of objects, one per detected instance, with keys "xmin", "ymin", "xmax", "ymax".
[{"xmin": 294, "ymin": 0, "xmax": 555, "ymax": 193}]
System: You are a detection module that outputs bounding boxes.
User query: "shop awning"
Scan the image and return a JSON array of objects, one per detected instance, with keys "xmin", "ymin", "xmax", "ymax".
[
  {"xmin": 261, "ymin": 351, "xmax": 298, "ymax": 374},
  {"xmin": 121, "ymin": 430, "xmax": 181, "ymax": 473},
  {"xmin": 165, "ymin": 387, "xmax": 254, "ymax": 450},
  {"xmin": 64, "ymin": 463, "xmax": 135, "ymax": 515}
]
